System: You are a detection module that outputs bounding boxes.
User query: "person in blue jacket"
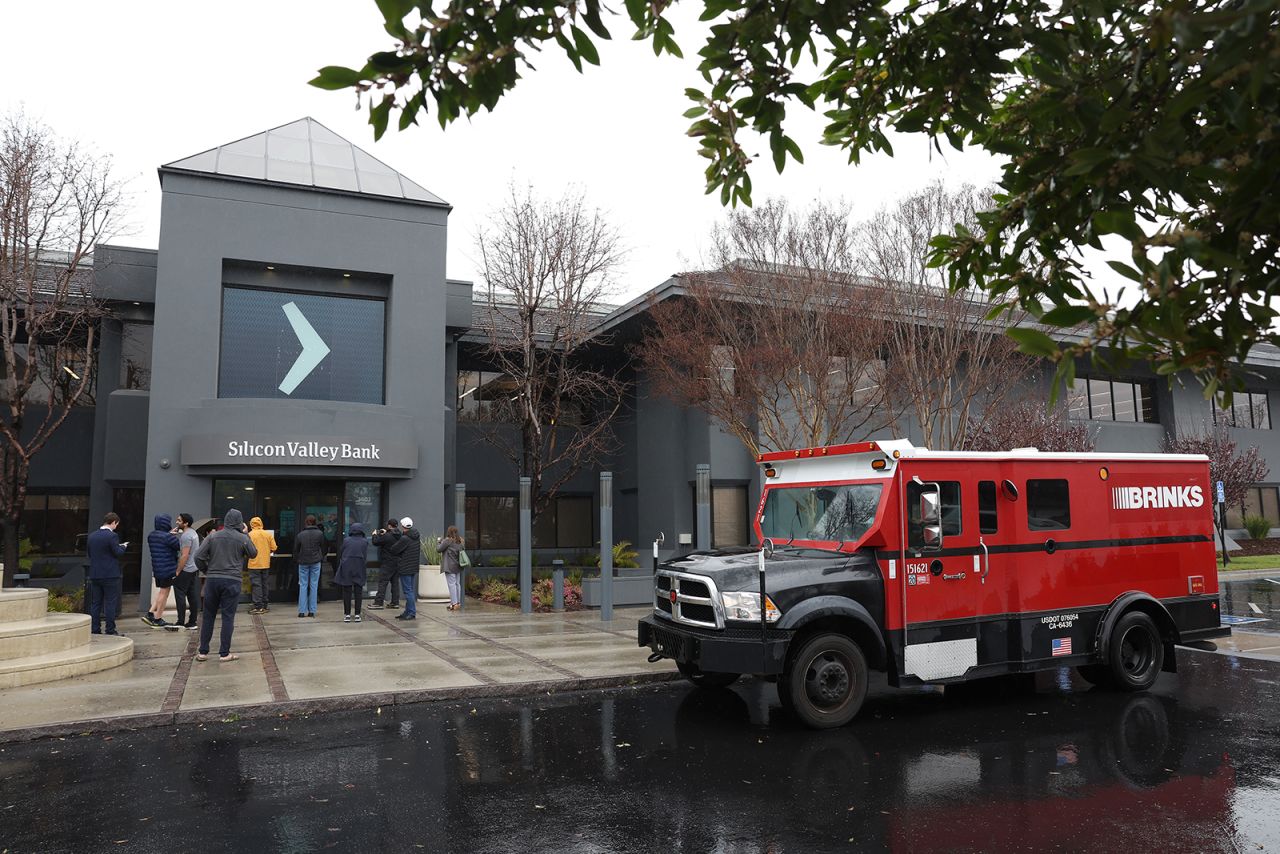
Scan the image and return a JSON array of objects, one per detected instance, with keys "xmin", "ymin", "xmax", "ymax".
[
  {"xmin": 86, "ymin": 512, "xmax": 128, "ymax": 635},
  {"xmin": 334, "ymin": 523, "xmax": 369, "ymax": 623},
  {"xmin": 143, "ymin": 513, "xmax": 181, "ymax": 628}
]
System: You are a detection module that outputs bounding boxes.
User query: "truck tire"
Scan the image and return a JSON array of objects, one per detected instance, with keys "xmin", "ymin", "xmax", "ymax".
[
  {"xmin": 783, "ymin": 633, "xmax": 868, "ymax": 729},
  {"xmin": 677, "ymin": 661, "xmax": 741, "ymax": 689},
  {"xmin": 1105, "ymin": 611, "xmax": 1164, "ymax": 691}
]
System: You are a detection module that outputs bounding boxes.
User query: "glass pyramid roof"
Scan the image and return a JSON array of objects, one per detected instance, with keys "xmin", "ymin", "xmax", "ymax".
[{"xmin": 162, "ymin": 117, "xmax": 446, "ymax": 206}]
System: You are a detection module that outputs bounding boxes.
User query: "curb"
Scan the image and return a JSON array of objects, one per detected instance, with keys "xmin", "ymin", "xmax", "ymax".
[
  {"xmin": 0, "ymin": 670, "xmax": 682, "ymax": 745},
  {"xmin": 1219, "ymin": 568, "xmax": 1280, "ymax": 580}
]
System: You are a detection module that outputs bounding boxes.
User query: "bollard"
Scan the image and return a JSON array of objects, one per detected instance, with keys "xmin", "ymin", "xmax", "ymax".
[
  {"xmin": 552, "ymin": 559, "xmax": 565, "ymax": 611},
  {"xmin": 600, "ymin": 471, "xmax": 613, "ymax": 622},
  {"xmin": 519, "ymin": 477, "xmax": 532, "ymax": 615},
  {"xmin": 455, "ymin": 483, "xmax": 467, "ymax": 612}
]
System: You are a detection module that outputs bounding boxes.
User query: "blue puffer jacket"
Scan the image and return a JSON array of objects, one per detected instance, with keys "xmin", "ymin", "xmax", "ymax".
[{"xmin": 146, "ymin": 513, "xmax": 180, "ymax": 580}]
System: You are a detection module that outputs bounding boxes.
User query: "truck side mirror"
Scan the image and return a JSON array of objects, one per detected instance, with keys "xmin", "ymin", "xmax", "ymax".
[{"xmin": 919, "ymin": 487, "xmax": 943, "ymax": 551}]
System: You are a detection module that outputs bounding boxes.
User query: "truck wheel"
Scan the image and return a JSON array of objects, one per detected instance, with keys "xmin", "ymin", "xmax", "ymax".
[
  {"xmin": 784, "ymin": 633, "xmax": 868, "ymax": 729},
  {"xmin": 677, "ymin": 661, "xmax": 741, "ymax": 689},
  {"xmin": 1106, "ymin": 611, "xmax": 1164, "ymax": 692}
]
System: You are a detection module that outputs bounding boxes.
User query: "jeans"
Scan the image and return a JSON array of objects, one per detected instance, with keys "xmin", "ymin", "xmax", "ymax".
[
  {"xmin": 88, "ymin": 578, "xmax": 121, "ymax": 634},
  {"xmin": 373, "ymin": 569, "xmax": 399, "ymax": 607},
  {"xmin": 199, "ymin": 577, "xmax": 240, "ymax": 657},
  {"xmin": 173, "ymin": 571, "xmax": 201, "ymax": 626},
  {"xmin": 249, "ymin": 569, "xmax": 270, "ymax": 609},
  {"xmin": 297, "ymin": 563, "xmax": 321, "ymax": 614},
  {"xmin": 399, "ymin": 574, "xmax": 416, "ymax": 616},
  {"xmin": 445, "ymin": 571, "xmax": 462, "ymax": 606}
]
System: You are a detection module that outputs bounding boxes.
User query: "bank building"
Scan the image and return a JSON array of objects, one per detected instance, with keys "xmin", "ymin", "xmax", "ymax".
[{"xmin": 14, "ymin": 118, "xmax": 1280, "ymax": 608}]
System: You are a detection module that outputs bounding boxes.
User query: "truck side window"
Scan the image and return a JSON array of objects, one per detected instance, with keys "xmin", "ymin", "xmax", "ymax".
[
  {"xmin": 906, "ymin": 480, "xmax": 962, "ymax": 547},
  {"xmin": 1027, "ymin": 479, "xmax": 1071, "ymax": 530},
  {"xmin": 979, "ymin": 481, "xmax": 998, "ymax": 534}
]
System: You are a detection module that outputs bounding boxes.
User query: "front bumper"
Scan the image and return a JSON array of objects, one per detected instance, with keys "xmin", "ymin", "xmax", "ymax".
[
  {"xmin": 638, "ymin": 614, "xmax": 792, "ymax": 676},
  {"xmin": 1178, "ymin": 625, "xmax": 1232, "ymax": 643}
]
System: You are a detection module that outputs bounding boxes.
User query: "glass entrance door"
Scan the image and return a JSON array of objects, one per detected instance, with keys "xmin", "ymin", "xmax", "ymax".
[{"xmin": 211, "ymin": 478, "xmax": 384, "ymax": 603}]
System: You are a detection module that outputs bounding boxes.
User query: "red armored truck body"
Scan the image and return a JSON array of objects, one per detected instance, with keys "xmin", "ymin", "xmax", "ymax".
[{"xmin": 639, "ymin": 440, "xmax": 1230, "ymax": 728}]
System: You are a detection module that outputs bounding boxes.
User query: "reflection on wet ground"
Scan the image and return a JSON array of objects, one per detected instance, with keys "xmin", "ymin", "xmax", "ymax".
[
  {"xmin": 1221, "ymin": 576, "xmax": 1280, "ymax": 633},
  {"xmin": 1, "ymin": 649, "xmax": 1277, "ymax": 853}
]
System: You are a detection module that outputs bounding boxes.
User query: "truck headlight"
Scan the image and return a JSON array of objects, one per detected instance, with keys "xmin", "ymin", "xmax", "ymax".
[{"xmin": 721, "ymin": 591, "xmax": 781, "ymax": 623}]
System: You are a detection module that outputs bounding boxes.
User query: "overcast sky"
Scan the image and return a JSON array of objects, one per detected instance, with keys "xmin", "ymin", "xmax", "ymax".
[{"xmin": 1, "ymin": 0, "xmax": 1005, "ymax": 302}]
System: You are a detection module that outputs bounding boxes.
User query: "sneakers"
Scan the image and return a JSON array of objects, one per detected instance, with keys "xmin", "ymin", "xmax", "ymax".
[
  {"xmin": 394, "ymin": 613, "xmax": 416, "ymax": 621},
  {"xmin": 298, "ymin": 613, "xmax": 306, "ymax": 618},
  {"xmin": 366, "ymin": 603, "xmax": 383, "ymax": 610},
  {"xmin": 249, "ymin": 607, "xmax": 264, "ymax": 615},
  {"xmin": 307, "ymin": 612, "xmax": 316, "ymax": 618},
  {"xmin": 141, "ymin": 613, "xmax": 160, "ymax": 628},
  {"xmin": 183, "ymin": 622, "xmax": 198, "ymax": 630},
  {"xmin": 343, "ymin": 614, "xmax": 352, "ymax": 623},
  {"xmin": 354, "ymin": 614, "xmax": 362, "ymax": 622}
]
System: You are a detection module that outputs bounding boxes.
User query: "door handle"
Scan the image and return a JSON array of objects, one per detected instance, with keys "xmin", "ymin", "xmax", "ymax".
[{"xmin": 979, "ymin": 537, "xmax": 989, "ymax": 585}]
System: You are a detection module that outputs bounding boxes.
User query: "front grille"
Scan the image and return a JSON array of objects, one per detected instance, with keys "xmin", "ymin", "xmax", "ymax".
[
  {"xmin": 654, "ymin": 569, "xmax": 723, "ymax": 629},
  {"xmin": 649, "ymin": 624, "xmax": 691, "ymax": 659}
]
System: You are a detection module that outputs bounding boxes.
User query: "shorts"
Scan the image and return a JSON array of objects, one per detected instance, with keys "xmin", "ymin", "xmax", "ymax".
[{"xmin": 153, "ymin": 575, "xmax": 175, "ymax": 589}]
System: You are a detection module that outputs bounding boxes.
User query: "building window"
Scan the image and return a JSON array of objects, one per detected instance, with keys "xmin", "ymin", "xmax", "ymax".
[
  {"xmin": 20, "ymin": 494, "xmax": 90, "ymax": 556},
  {"xmin": 464, "ymin": 494, "xmax": 594, "ymax": 550},
  {"xmin": 1067, "ymin": 378, "xmax": 1157, "ymax": 423},
  {"xmin": 119, "ymin": 322, "xmax": 153, "ymax": 391},
  {"xmin": 1225, "ymin": 486, "xmax": 1280, "ymax": 529},
  {"xmin": 1214, "ymin": 392, "xmax": 1271, "ymax": 430},
  {"xmin": 218, "ymin": 287, "xmax": 385, "ymax": 404},
  {"xmin": 1027, "ymin": 479, "xmax": 1071, "ymax": 531}
]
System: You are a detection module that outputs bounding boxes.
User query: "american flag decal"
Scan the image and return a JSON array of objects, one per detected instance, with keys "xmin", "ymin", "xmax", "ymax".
[{"xmin": 1052, "ymin": 637, "xmax": 1072, "ymax": 657}]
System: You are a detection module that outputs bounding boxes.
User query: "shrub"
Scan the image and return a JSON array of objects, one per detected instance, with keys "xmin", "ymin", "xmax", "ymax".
[
  {"xmin": 1243, "ymin": 514, "xmax": 1272, "ymax": 540},
  {"xmin": 489, "ymin": 555, "xmax": 517, "ymax": 568},
  {"xmin": 502, "ymin": 586, "xmax": 521, "ymax": 604},
  {"xmin": 46, "ymin": 587, "xmax": 84, "ymax": 613},
  {"xmin": 591, "ymin": 540, "xmax": 640, "ymax": 569},
  {"xmin": 421, "ymin": 534, "xmax": 442, "ymax": 566}
]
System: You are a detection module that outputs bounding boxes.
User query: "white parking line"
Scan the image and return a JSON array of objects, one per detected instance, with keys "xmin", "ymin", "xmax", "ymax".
[{"xmin": 1249, "ymin": 602, "xmax": 1265, "ymax": 615}]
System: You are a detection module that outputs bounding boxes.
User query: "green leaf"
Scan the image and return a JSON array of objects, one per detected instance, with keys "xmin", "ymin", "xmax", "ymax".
[
  {"xmin": 571, "ymin": 26, "xmax": 601, "ymax": 66},
  {"xmin": 309, "ymin": 66, "xmax": 364, "ymax": 91},
  {"xmin": 374, "ymin": 0, "xmax": 413, "ymax": 26},
  {"xmin": 1006, "ymin": 327, "xmax": 1060, "ymax": 358},
  {"xmin": 1040, "ymin": 305, "xmax": 1097, "ymax": 327},
  {"xmin": 1106, "ymin": 260, "xmax": 1144, "ymax": 282}
]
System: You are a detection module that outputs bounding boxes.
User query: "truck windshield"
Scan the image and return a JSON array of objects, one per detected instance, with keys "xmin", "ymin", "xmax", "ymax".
[{"xmin": 760, "ymin": 483, "xmax": 884, "ymax": 544}]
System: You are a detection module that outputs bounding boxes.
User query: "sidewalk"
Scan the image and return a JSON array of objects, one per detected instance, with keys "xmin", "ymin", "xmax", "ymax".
[{"xmin": 0, "ymin": 599, "xmax": 674, "ymax": 743}]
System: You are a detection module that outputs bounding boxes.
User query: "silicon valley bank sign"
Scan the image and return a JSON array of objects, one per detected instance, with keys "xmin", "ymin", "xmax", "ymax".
[{"xmin": 180, "ymin": 435, "xmax": 418, "ymax": 470}]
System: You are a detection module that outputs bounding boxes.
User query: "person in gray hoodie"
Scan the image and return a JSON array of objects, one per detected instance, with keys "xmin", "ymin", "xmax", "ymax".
[{"xmin": 194, "ymin": 509, "xmax": 257, "ymax": 662}]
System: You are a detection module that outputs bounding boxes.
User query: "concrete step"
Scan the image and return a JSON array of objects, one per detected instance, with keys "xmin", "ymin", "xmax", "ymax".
[
  {"xmin": 0, "ymin": 613, "xmax": 92, "ymax": 661},
  {"xmin": 0, "ymin": 634, "xmax": 134, "ymax": 690},
  {"xmin": 0, "ymin": 589, "xmax": 49, "ymax": 624}
]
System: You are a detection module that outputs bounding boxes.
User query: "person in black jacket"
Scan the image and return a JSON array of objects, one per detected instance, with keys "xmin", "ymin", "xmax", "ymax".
[
  {"xmin": 334, "ymin": 523, "xmax": 369, "ymax": 622},
  {"xmin": 368, "ymin": 520, "xmax": 401, "ymax": 610},
  {"xmin": 392, "ymin": 517, "xmax": 421, "ymax": 620},
  {"xmin": 86, "ymin": 512, "xmax": 128, "ymax": 635},
  {"xmin": 294, "ymin": 515, "xmax": 326, "ymax": 618}
]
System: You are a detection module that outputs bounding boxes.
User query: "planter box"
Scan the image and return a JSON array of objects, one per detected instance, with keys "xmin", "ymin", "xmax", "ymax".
[
  {"xmin": 418, "ymin": 565, "xmax": 449, "ymax": 601},
  {"xmin": 581, "ymin": 574, "xmax": 655, "ymax": 607}
]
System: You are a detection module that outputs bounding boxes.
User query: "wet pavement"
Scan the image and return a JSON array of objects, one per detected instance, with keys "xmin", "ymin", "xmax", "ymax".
[
  {"xmin": 1221, "ymin": 574, "xmax": 1280, "ymax": 634},
  {"xmin": 1, "ymin": 646, "xmax": 1277, "ymax": 853}
]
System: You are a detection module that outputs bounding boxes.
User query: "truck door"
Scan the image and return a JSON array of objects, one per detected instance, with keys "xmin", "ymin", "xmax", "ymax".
[{"xmin": 900, "ymin": 468, "xmax": 985, "ymax": 681}]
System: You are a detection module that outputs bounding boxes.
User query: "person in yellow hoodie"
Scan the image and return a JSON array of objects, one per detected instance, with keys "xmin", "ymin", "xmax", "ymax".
[{"xmin": 247, "ymin": 517, "xmax": 277, "ymax": 615}]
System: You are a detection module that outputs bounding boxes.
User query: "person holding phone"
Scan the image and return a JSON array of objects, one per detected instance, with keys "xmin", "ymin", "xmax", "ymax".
[{"xmin": 87, "ymin": 512, "xmax": 127, "ymax": 636}]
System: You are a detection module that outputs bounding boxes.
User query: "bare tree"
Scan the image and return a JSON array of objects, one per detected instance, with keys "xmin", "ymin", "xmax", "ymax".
[
  {"xmin": 0, "ymin": 112, "xmax": 120, "ymax": 584},
  {"xmin": 640, "ymin": 199, "xmax": 899, "ymax": 457},
  {"xmin": 858, "ymin": 181, "xmax": 1031, "ymax": 450},
  {"xmin": 963, "ymin": 399, "xmax": 1097, "ymax": 452},
  {"xmin": 473, "ymin": 184, "xmax": 626, "ymax": 523},
  {"xmin": 1165, "ymin": 423, "xmax": 1269, "ymax": 520}
]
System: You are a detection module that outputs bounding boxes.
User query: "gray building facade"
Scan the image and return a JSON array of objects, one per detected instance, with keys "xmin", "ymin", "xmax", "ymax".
[{"xmin": 13, "ymin": 118, "xmax": 1280, "ymax": 599}]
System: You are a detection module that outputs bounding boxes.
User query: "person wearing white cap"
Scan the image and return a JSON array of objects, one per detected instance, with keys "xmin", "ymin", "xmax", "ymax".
[{"xmin": 392, "ymin": 516, "xmax": 421, "ymax": 620}]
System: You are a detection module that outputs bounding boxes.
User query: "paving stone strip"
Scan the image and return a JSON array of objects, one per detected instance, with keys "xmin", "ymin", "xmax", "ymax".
[
  {"xmin": 159, "ymin": 625, "xmax": 202, "ymax": 713},
  {"xmin": 364, "ymin": 612, "xmax": 499, "ymax": 686},
  {"xmin": 416, "ymin": 611, "xmax": 583, "ymax": 680},
  {"xmin": 252, "ymin": 614, "xmax": 291, "ymax": 702}
]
